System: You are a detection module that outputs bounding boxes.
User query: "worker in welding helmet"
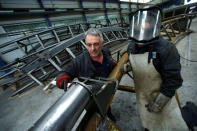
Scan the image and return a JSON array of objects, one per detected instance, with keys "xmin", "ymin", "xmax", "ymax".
[
  {"xmin": 127, "ymin": 5, "xmax": 162, "ymax": 53},
  {"xmin": 123, "ymin": 6, "xmax": 189, "ymax": 130},
  {"xmin": 130, "ymin": 6, "xmax": 161, "ymax": 43}
]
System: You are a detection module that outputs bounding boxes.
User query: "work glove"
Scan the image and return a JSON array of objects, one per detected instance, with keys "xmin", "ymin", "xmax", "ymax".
[
  {"xmin": 111, "ymin": 61, "xmax": 117, "ymax": 68},
  {"xmin": 146, "ymin": 93, "xmax": 170, "ymax": 113},
  {"xmin": 56, "ymin": 75, "xmax": 71, "ymax": 90},
  {"xmin": 122, "ymin": 62, "xmax": 132, "ymax": 74}
]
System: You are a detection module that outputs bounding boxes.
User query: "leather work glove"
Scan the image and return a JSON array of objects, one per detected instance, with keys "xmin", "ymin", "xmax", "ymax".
[
  {"xmin": 146, "ymin": 93, "xmax": 170, "ymax": 113},
  {"xmin": 120, "ymin": 62, "xmax": 132, "ymax": 74},
  {"xmin": 56, "ymin": 75, "xmax": 71, "ymax": 90}
]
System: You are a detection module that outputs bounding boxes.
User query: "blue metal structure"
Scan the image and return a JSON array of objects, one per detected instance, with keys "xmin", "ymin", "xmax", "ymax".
[{"xmin": 37, "ymin": 0, "xmax": 52, "ymax": 27}]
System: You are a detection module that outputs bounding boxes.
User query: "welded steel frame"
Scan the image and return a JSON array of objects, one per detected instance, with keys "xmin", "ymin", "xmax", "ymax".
[{"xmin": 3, "ymin": 27, "xmax": 127, "ymax": 97}]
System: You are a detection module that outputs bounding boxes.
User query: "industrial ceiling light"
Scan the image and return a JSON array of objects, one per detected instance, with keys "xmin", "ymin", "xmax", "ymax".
[{"xmin": 120, "ymin": 0, "xmax": 152, "ymax": 3}]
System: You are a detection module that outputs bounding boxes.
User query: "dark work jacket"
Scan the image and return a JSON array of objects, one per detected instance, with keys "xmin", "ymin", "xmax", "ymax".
[
  {"xmin": 60, "ymin": 47, "xmax": 114, "ymax": 80},
  {"xmin": 127, "ymin": 38, "xmax": 183, "ymax": 97}
]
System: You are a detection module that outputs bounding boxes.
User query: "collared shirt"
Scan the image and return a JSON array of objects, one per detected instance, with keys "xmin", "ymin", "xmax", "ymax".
[{"xmin": 61, "ymin": 47, "xmax": 114, "ymax": 79}]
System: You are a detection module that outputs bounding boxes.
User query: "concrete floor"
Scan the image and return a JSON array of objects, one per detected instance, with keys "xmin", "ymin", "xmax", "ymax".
[{"xmin": 0, "ymin": 18, "xmax": 197, "ymax": 131}]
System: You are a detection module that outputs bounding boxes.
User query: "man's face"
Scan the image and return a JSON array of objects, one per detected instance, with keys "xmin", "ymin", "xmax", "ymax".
[{"xmin": 85, "ymin": 34, "xmax": 104, "ymax": 58}]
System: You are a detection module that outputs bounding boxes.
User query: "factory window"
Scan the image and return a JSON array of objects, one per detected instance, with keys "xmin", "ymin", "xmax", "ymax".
[
  {"xmin": 51, "ymin": 19, "xmax": 83, "ymax": 26},
  {"xmin": 3, "ymin": 22, "xmax": 48, "ymax": 35},
  {"xmin": 86, "ymin": 15, "xmax": 106, "ymax": 23}
]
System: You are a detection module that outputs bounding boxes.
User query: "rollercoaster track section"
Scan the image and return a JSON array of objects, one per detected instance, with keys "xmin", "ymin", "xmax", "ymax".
[
  {"xmin": 1, "ymin": 27, "xmax": 128, "ymax": 97},
  {"xmin": 161, "ymin": 12, "xmax": 197, "ymax": 44},
  {"xmin": 162, "ymin": 2, "xmax": 197, "ymax": 19},
  {"xmin": 1, "ymin": 17, "xmax": 128, "ymax": 37},
  {"xmin": 160, "ymin": 3, "xmax": 197, "ymax": 44}
]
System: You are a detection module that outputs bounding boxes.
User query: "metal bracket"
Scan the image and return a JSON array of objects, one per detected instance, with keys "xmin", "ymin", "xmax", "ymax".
[{"xmin": 71, "ymin": 77, "xmax": 118, "ymax": 119}]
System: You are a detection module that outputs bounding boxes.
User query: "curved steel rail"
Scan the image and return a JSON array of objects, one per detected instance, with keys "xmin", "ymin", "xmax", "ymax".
[{"xmin": 161, "ymin": 13, "xmax": 197, "ymax": 44}]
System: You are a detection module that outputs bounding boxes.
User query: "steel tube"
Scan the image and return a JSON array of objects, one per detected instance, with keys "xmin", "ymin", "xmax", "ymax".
[{"xmin": 30, "ymin": 83, "xmax": 90, "ymax": 131}]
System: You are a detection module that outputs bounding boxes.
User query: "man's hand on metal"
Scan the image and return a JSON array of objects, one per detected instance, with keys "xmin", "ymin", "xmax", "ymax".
[{"xmin": 146, "ymin": 93, "xmax": 170, "ymax": 113}]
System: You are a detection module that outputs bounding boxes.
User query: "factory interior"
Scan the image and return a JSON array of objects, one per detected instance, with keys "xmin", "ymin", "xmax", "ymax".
[{"xmin": 0, "ymin": 0, "xmax": 197, "ymax": 131}]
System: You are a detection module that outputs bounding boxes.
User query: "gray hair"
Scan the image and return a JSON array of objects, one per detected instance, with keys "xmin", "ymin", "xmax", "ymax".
[{"xmin": 85, "ymin": 28, "xmax": 103, "ymax": 43}]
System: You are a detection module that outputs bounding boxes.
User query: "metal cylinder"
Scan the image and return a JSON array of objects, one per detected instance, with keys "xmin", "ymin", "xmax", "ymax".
[{"xmin": 30, "ymin": 83, "xmax": 90, "ymax": 131}]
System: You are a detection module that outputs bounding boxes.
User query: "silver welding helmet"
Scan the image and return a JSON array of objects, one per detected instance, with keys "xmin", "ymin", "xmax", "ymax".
[{"xmin": 130, "ymin": 6, "xmax": 162, "ymax": 45}]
